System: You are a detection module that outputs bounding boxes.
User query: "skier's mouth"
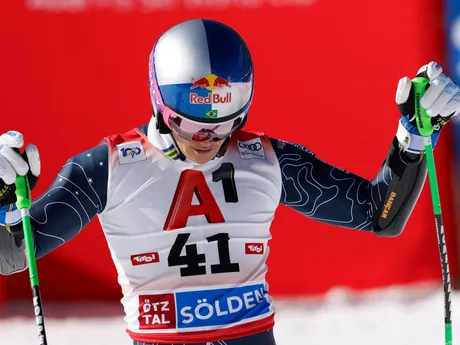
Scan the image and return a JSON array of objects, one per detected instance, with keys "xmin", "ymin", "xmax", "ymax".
[{"xmin": 192, "ymin": 147, "xmax": 213, "ymax": 154}]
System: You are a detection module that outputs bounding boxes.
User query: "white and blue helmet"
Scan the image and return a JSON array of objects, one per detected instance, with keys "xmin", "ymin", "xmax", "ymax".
[{"xmin": 149, "ymin": 19, "xmax": 254, "ymax": 142}]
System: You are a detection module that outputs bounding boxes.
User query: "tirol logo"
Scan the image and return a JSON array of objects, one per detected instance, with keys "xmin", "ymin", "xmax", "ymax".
[
  {"xmin": 131, "ymin": 252, "xmax": 160, "ymax": 266},
  {"xmin": 190, "ymin": 74, "xmax": 231, "ymax": 90},
  {"xmin": 120, "ymin": 147, "xmax": 141, "ymax": 158},
  {"xmin": 245, "ymin": 243, "xmax": 264, "ymax": 255}
]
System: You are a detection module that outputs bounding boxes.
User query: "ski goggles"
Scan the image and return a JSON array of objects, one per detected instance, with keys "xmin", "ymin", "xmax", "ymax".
[{"xmin": 163, "ymin": 107, "xmax": 247, "ymax": 142}]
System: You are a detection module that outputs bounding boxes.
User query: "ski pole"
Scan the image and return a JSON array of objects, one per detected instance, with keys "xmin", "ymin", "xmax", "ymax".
[
  {"xmin": 412, "ymin": 76, "xmax": 453, "ymax": 345},
  {"xmin": 15, "ymin": 173, "xmax": 48, "ymax": 345}
]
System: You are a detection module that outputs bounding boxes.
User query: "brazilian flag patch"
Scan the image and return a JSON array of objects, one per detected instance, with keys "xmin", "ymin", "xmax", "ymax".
[{"xmin": 206, "ymin": 110, "xmax": 218, "ymax": 118}]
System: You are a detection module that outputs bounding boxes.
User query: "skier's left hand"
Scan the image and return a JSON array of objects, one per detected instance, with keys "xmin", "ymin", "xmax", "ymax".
[{"xmin": 394, "ymin": 61, "xmax": 460, "ymax": 153}]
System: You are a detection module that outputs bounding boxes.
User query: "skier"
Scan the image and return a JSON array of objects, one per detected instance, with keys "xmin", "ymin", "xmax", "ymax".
[{"xmin": 0, "ymin": 19, "xmax": 459, "ymax": 345}]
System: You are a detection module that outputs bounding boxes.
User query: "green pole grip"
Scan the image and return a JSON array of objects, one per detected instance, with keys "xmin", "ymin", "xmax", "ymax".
[
  {"xmin": 14, "ymin": 175, "xmax": 39, "ymax": 287},
  {"xmin": 424, "ymin": 137, "xmax": 442, "ymax": 215},
  {"xmin": 22, "ymin": 214, "xmax": 39, "ymax": 287},
  {"xmin": 412, "ymin": 77, "xmax": 434, "ymax": 137},
  {"xmin": 15, "ymin": 175, "xmax": 31, "ymax": 210}
]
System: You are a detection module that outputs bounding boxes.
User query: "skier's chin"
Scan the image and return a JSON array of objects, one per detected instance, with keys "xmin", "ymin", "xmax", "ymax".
[
  {"xmin": 186, "ymin": 146, "xmax": 220, "ymax": 164},
  {"xmin": 172, "ymin": 132, "xmax": 224, "ymax": 164}
]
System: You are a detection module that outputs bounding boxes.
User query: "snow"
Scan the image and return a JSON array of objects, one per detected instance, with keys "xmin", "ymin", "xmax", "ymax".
[{"xmin": 1, "ymin": 283, "xmax": 459, "ymax": 345}]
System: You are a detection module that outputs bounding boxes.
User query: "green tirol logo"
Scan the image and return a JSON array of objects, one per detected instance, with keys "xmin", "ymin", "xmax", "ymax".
[{"xmin": 206, "ymin": 110, "xmax": 218, "ymax": 118}]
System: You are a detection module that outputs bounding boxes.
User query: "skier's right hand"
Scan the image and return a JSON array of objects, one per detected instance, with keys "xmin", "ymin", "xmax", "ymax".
[
  {"xmin": 0, "ymin": 131, "xmax": 40, "ymax": 235},
  {"xmin": 395, "ymin": 61, "xmax": 460, "ymax": 153}
]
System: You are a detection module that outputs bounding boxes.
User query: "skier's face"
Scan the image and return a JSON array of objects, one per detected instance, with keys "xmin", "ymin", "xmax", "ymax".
[{"xmin": 172, "ymin": 132, "xmax": 226, "ymax": 164}]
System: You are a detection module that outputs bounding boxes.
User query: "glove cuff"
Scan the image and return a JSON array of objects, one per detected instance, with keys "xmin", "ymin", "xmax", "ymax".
[
  {"xmin": 0, "ymin": 204, "xmax": 22, "ymax": 236},
  {"xmin": 396, "ymin": 117, "xmax": 441, "ymax": 153}
]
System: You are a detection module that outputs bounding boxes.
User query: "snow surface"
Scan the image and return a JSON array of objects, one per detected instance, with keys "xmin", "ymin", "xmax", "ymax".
[{"xmin": 1, "ymin": 283, "xmax": 459, "ymax": 345}]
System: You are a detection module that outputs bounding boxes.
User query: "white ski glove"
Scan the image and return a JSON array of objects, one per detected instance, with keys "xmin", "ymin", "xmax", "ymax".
[
  {"xmin": 0, "ymin": 131, "xmax": 40, "ymax": 235},
  {"xmin": 0, "ymin": 131, "xmax": 40, "ymax": 185},
  {"xmin": 395, "ymin": 61, "xmax": 460, "ymax": 153}
]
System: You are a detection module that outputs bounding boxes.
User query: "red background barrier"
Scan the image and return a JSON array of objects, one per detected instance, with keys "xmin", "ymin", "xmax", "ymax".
[{"xmin": 0, "ymin": 0, "xmax": 456, "ymax": 304}]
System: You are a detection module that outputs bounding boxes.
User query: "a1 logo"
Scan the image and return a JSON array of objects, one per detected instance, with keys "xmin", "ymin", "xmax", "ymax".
[{"xmin": 164, "ymin": 163, "xmax": 238, "ymax": 231}]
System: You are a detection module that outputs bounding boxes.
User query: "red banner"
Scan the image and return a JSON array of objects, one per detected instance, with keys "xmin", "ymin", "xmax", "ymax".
[{"xmin": 0, "ymin": 0, "xmax": 455, "ymax": 302}]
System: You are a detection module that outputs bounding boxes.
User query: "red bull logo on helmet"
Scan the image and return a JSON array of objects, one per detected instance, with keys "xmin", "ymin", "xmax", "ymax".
[
  {"xmin": 189, "ymin": 74, "xmax": 234, "ymax": 106},
  {"xmin": 190, "ymin": 74, "xmax": 231, "ymax": 90},
  {"xmin": 190, "ymin": 93, "xmax": 232, "ymax": 104}
]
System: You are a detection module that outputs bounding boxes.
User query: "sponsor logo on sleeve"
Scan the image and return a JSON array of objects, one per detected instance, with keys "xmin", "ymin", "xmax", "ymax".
[
  {"xmin": 117, "ymin": 141, "xmax": 147, "ymax": 165},
  {"xmin": 237, "ymin": 138, "xmax": 265, "ymax": 160}
]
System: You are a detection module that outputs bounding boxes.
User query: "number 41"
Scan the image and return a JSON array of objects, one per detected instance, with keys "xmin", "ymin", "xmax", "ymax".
[{"xmin": 168, "ymin": 232, "xmax": 240, "ymax": 277}]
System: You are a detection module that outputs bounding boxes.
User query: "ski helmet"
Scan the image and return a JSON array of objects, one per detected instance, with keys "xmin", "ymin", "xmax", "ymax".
[{"xmin": 149, "ymin": 19, "xmax": 254, "ymax": 142}]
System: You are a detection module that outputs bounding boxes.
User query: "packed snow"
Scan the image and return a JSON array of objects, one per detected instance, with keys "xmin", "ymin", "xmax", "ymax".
[{"xmin": 1, "ymin": 283, "xmax": 459, "ymax": 345}]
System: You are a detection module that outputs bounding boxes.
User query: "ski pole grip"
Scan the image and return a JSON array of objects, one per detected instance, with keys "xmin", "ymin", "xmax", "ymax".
[
  {"xmin": 11, "ymin": 147, "xmax": 32, "ymax": 210},
  {"xmin": 15, "ymin": 175, "xmax": 31, "ymax": 210},
  {"xmin": 411, "ymin": 77, "xmax": 434, "ymax": 137}
]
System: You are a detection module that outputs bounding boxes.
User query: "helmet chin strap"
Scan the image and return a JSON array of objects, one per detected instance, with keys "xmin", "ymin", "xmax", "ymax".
[
  {"xmin": 152, "ymin": 110, "xmax": 185, "ymax": 160},
  {"xmin": 215, "ymin": 137, "xmax": 231, "ymax": 158},
  {"xmin": 154, "ymin": 108, "xmax": 172, "ymax": 135},
  {"xmin": 168, "ymin": 133, "xmax": 187, "ymax": 161}
]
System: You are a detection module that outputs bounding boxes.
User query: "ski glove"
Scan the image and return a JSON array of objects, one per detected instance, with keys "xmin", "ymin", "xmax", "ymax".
[
  {"xmin": 395, "ymin": 61, "xmax": 460, "ymax": 153},
  {"xmin": 0, "ymin": 131, "xmax": 40, "ymax": 235}
]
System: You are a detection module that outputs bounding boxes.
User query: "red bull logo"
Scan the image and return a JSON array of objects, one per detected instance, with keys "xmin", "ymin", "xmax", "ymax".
[
  {"xmin": 190, "ymin": 74, "xmax": 231, "ymax": 90},
  {"xmin": 190, "ymin": 74, "xmax": 233, "ymax": 105},
  {"xmin": 190, "ymin": 93, "xmax": 232, "ymax": 104}
]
